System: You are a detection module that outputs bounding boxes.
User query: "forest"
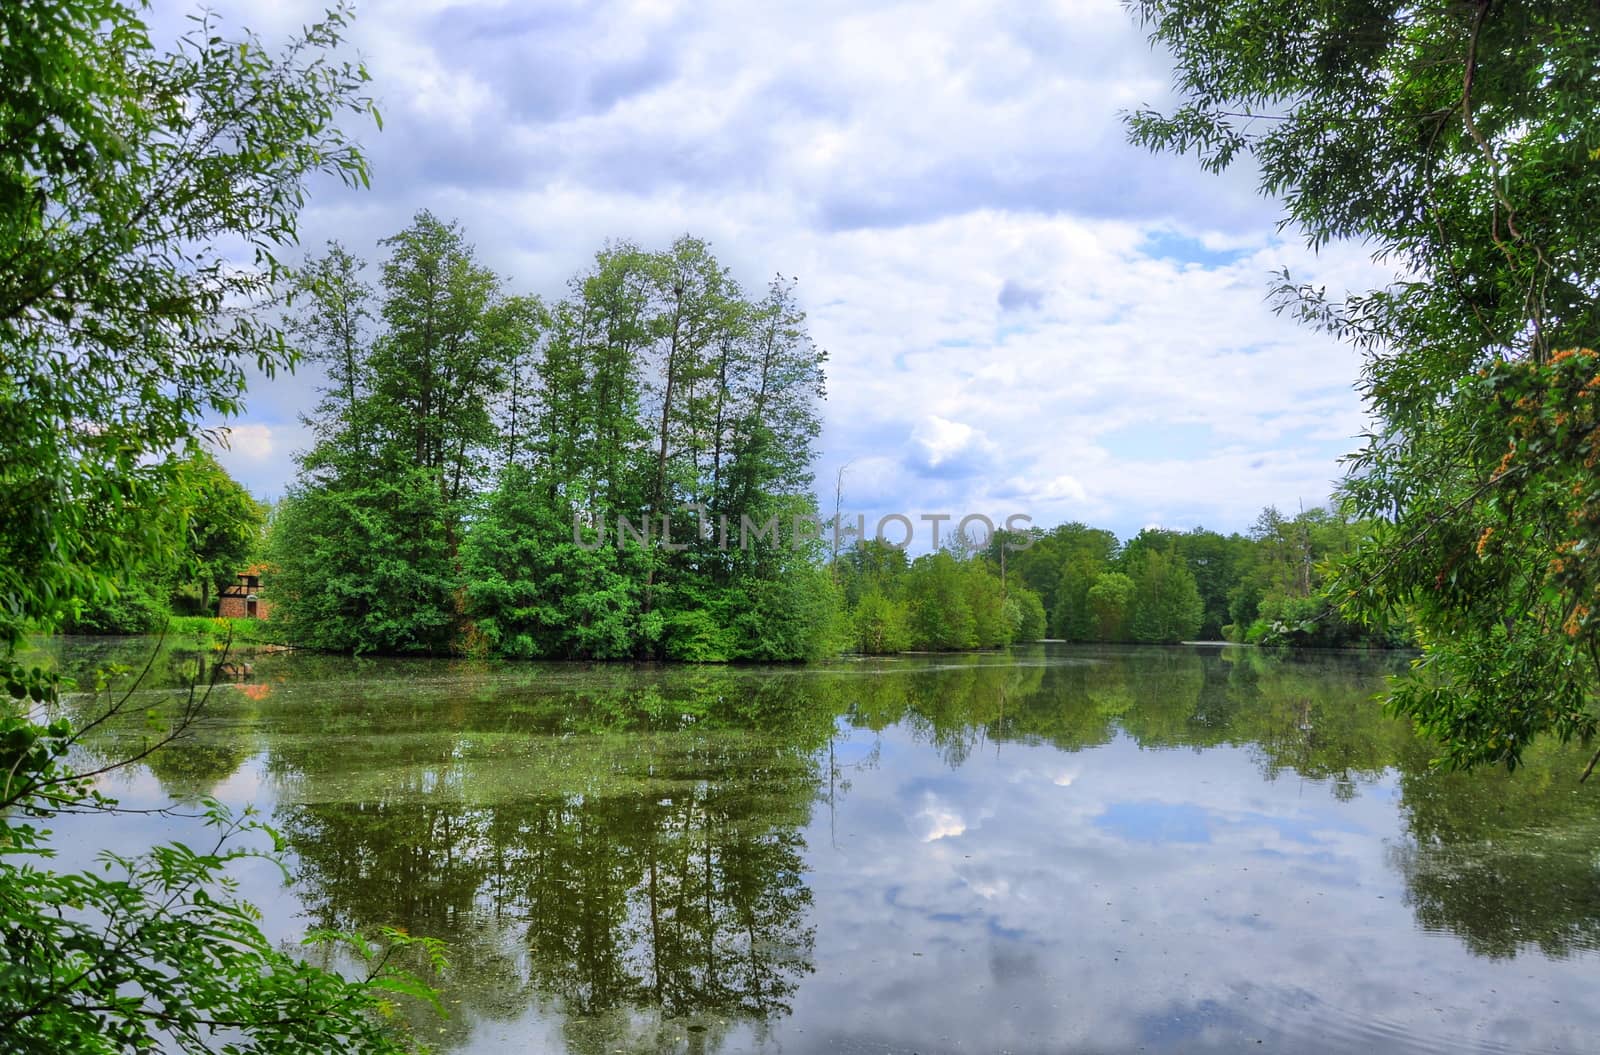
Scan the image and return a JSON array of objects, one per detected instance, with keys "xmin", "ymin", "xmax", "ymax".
[
  {"xmin": 57, "ymin": 207, "xmax": 1413, "ymax": 658},
  {"xmin": 271, "ymin": 214, "xmax": 837, "ymax": 660},
  {"xmin": 71, "ymin": 210, "xmax": 1411, "ymax": 661}
]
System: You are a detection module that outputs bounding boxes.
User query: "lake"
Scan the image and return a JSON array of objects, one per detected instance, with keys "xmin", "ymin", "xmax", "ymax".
[{"xmin": 30, "ymin": 638, "xmax": 1600, "ymax": 1054}]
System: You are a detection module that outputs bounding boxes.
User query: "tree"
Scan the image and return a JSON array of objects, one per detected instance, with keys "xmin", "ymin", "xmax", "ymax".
[
  {"xmin": 904, "ymin": 551, "xmax": 977, "ymax": 651},
  {"xmin": 1171, "ymin": 528, "xmax": 1249, "ymax": 639},
  {"xmin": 459, "ymin": 464, "xmax": 649, "ymax": 660},
  {"xmin": 174, "ymin": 452, "xmax": 266, "ymax": 614},
  {"xmin": 372, "ymin": 211, "xmax": 513, "ymax": 507},
  {"xmin": 274, "ymin": 214, "xmax": 529, "ymax": 653},
  {"xmin": 291, "ymin": 242, "xmax": 375, "ymax": 439},
  {"xmin": 853, "ymin": 589, "xmax": 911, "ymax": 654},
  {"xmin": 1086, "ymin": 573, "xmax": 1135, "ymax": 643},
  {"xmin": 1052, "ymin": 557, "xmax": 1102, "ymax": 642},
  {"xmin": 276, "ymin": 228, "xmax": 840, "ymax": 662},
  {"xmin": 1008, "ymin": 587, "xmax": 1048, "ymax": 644},
  {"xmin": 721, "ymin": 276, "xmax": 828, "ymax": 521},
  {"xmin": 269, "ymin": 467, "xmax": 460, "ymax": 654},
  {"xmin": 1128, "ymin": 550, "xmax": 1204, "ymax": 644},
  {"xmin": 543, "ymin": 245, "xmax": 653, "ymax": 513},
  {"xmin": 46, "ymin": 454, "xmax": 263, "ymax": 631},
  {"xmin": 0, "ymin": 2, "xmax": 440, "ymax": 1050},
  {"xmin": 963, "ymin": 565, "xmax": 1012, "ymax": 648},
  {"xmin": 1127, "ymin": 1, "xmax": 1600, "ymax": 771},
  {"xmin": 0, "ymin": 0, "xmax": 375, "ymax": 642},
  {"xmin": 644, "ymin": 236, "xmax": 738, "ymax": 521}
]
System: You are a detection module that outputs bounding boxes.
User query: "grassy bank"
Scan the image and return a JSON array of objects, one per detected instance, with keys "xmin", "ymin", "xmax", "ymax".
[{"xmin": 159, "ymin": 616, "xmax": 290, "ymax": 649}]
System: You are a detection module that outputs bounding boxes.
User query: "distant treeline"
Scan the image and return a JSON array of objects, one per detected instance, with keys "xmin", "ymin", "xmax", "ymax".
[{"xmin": 835, "ymin": 504, "xmax": 1412, "ymax": 653}]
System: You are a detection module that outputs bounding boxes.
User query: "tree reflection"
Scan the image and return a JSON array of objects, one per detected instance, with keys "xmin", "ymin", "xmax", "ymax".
[
  {"xmin": 847, "ymin": 646, "xmax": 1414, "ymax": 792},
  {"xmin": 844, "ymin": 647, "xmax": 1600, "ymax": 965},
  {"xmin": 1390, "ymin": 737, "xmax": 1600, "ymax": 960},
  {"xmin": 268, "ymin": 667, "xmax": 831, "ymax": 1053}
]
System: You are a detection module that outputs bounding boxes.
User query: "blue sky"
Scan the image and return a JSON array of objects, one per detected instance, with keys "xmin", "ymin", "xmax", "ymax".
[{"xmin": 182, "ymin": 0, "xmax": 1384, "ymax": 540}]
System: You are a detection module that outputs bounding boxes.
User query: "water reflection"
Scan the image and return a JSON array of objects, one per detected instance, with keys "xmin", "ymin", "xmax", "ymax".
[
  {"xmin": 273, "ymin": 710, "xmax": 823, "ymax": 1051},
  {"xmin": 1393, "ymin": 754, "xmax": 1600, "ymax": 960},
  {"xmin": 30, "ymin": 638, "xmax": 1600, "ymax": 1053}
]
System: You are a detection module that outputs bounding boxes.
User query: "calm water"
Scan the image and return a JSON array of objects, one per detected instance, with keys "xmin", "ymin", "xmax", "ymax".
[{"xmin": 30, "ymin": 638, "xmax": 1600, "ymax": 1054}]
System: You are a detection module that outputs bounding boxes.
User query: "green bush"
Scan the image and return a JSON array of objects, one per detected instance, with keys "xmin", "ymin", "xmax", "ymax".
[
  {"xmin": 58, "ymin": 580, "xmax": 171, "ymax": 635},
  {"xmin": 853, "ymin": 590, "xmax": 911, "ymax": 654}
]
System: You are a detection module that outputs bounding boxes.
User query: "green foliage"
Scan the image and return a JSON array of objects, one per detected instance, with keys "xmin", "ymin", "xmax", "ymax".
[
  {"xmin": 460, "ymin": 469, "xmax": 647, "ymax": 660},
  {"xmin": 57, "ymin": 575, "xmax": 173, "ymax": 635},
  {"xmin": 962, "ymin": 563, "xmax": 1012, "ymax": 648},
  {"xmin": 0, "ymin": 796, "xmax": 442, "ymax": 1054},
  {"xmin": 841, "ymin": 539, "xmax": 1042, "ymax": 654},
  {"xmin": 1354, "ymin": 348, "xmax": 1600, "ymax": 768},
  {"xmin": 0, "ymin": 0, "xmax": 373, "ymax": 644},
  {"xmin": 49, "ymin": 454, "xmax": 266, "ymax": 634},
  {"xmin": 991, "ymin": 522, "xmax": 1116, "ymax": 636},
  {"xmin": 732, "ymin": 565, "xmax": 845, "ymax": 662},
  {"xmin": 1128, "ymin": 550, "xmax": 1204, "ymax": 643},
  {"xmin": 1051, "ymin": 558, "xmax": 1101, "ymax": 641},
  {"xmin": 844, "ymin": 508, "xmax": 1410, "ymax": 652},
  {"xmin": 1086, "ymin": 573, "xmax": 1136, "ymax": 643},
  {"xmin": 903, "ymin": 552, "xmax": 979, "ymax": 651},
  {"xmin": 162, "ymin": 616, "xmax": 284, "ymax": 648},
  {"xmin": 1127, "ymin": 0, "xmax": 1600, "ymax": 771},
  {"xmin": 1009, "ymin": 587, "xmax": 1048, "ymax": 642},
  {"xmin": 0, "ymin": 4, "xmax": 448, "ymax": 1047},
  {"xmin": 278, "ymin": 224, "xmax": 834, "ymax": 661},
  {"xmin": 1122, "ymin": 527, "xmax": 1252, "ymax": 638},
  {"xmin": 0, "ymin": 4, "xmax": 450, "ymax": 1049},
  {"xmin": 174, "ymin": 452, "xmax": 267, "ymax": 612},
  {"xmin": 269, "ymin": 468, "xmax": 459, "ymax": 654},
  {"xmin": 852, "ymin": 589, "xmax": 911, "ymax": 654}
]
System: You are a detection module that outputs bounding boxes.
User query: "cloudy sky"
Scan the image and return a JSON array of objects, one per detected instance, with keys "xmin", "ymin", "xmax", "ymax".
[{"xmin": 178, "ymin": 0, "xmax": 1386, "ymax": 541}]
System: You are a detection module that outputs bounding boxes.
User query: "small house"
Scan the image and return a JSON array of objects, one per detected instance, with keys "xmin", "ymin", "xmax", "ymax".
[{"xmin": 219, "ymin": 564, "xmax": 272, "ymax": 620}]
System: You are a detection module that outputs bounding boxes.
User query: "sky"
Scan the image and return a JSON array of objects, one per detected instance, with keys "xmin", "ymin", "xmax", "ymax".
[{"xmin": 172, "ymin": 0, "xmax": 1388, "ymax": 541}]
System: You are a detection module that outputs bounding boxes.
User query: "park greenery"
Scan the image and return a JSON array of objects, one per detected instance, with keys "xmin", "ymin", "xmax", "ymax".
[
  {"xmin": 260, "ymin": 213, "xmax": 1404, "ymax": 659},
  {"xmin": 55, "ymin": 205, "xmax": 1414, "ymax": 658},
  {"xmin": 4, "ymin": 0, "xmax": 1600, "ymax": 1049},
  {"xmin": 75, "ymin": 409, "xmax": 1411, "ymax": 654},
  {"xmin": 268, "ymin": 218, "xmax": 837, "ymax": 661},
  {"xmin": 52, "ymin": 214, "xmax": 1409, "ymax": 658}
]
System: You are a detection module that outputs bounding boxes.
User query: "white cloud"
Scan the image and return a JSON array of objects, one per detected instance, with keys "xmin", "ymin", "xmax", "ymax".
[
  {"xmin": 166, "ymin": 0, "xmax": 1387, "ymax": 535},
  {"xmin": 217, "ymin": 424, "xmax": 275, "ymax": 462}
]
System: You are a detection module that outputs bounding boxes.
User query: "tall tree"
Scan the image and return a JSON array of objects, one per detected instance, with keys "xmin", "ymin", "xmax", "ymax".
[
  {"xmin": 645, "ymin": 237, "xmax": 737, "ymax": 520},
  {"xmin": 0, "ymin": 3, "xmax": 438, "ymax": 1050},
  {"xmin": 273, "ymin": 214, "xmax": 518, "ymax": 653},
  {"xmin": 371, "ymin": 211, "xmax": 510, "ymax": 506},
  {"xmin": 722, "ymin": 276, "xmax": 828, "ymax": 531},
  {"xmin": 1086, "ymin": 573, "xmax": 1136, "ymax": 643},
  {"xmin": 292, "ymin": 242, "xmax": 375, "ymax": 438},
  {"xmin": 1127, "ymin": 0, "xmax": 1600, "ymax": 771},
  {"xmin": 538, "ymin": 245, "xmax": 653, "ymax": 513},
  {"xmin": 495, "ymin": 295, "xmax": 549, "ymax": 472}
]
